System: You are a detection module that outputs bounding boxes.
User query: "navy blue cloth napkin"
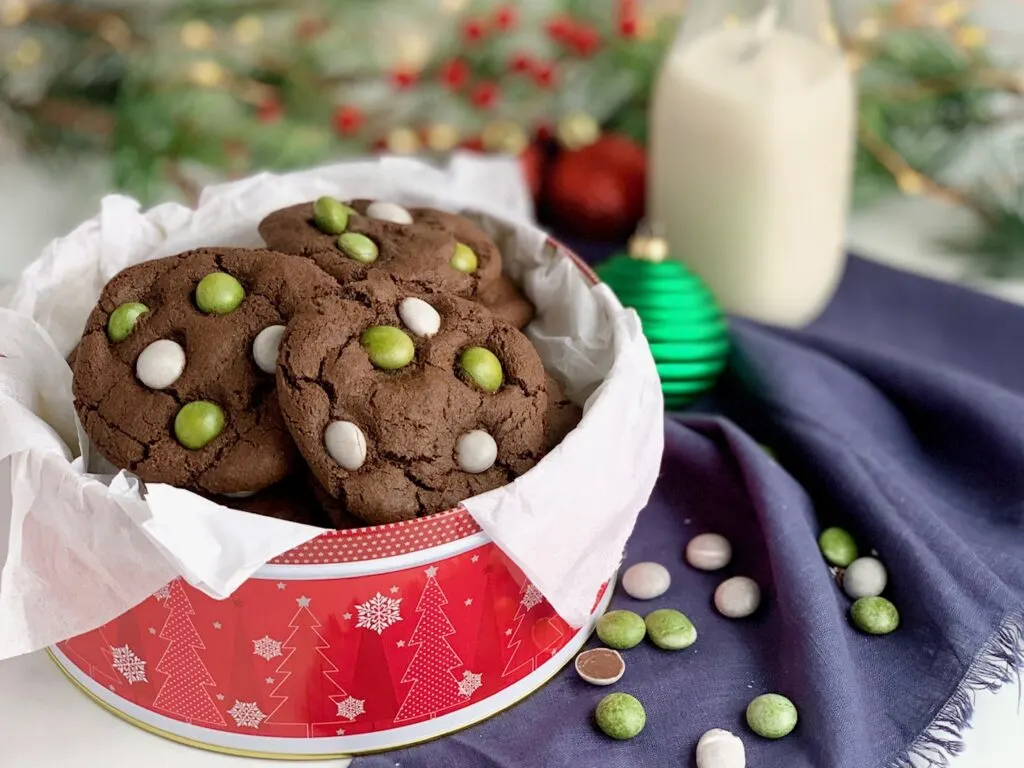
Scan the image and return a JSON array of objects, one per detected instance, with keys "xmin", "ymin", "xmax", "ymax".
[{"xmin": 357, "ymin": 256, "xmax": 1024, "ymax": 768}]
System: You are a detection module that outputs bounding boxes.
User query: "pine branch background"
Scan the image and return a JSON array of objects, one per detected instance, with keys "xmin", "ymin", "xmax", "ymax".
[{"xmin": 3, "ymin": 0, "xmax": 1024, "ymax": 272}]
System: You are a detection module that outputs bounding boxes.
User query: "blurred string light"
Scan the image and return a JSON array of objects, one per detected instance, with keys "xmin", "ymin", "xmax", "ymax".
[{"xmin": 1, "ymin": 0, "xmax": 29, "ymax": 27}]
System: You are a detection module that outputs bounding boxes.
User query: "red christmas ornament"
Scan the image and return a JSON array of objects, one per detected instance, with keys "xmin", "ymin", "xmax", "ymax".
[
  {"xmin": 568, "ymin": 25, "xmax": 601, "ymax": 57},
  {"xmin": 544, "ymin": 133, "xmax": 647, "ymax": 240},
  {"xmin": 470, "ymin": 81, "xmax": 500, "ymax": 110},
  {"xmin": 535, "ymin": 123, "xmax": 555, "ymax": 143},
  {"xmin": 520, "ymin": 143, "xmax": 546, "ymax": 201},
  {"xmin": 532, "ymin": 61, "xmax": 557, "ymax": 88},
  {"xmin": 439, "ymin": 58, "xmax": 470, "ymax": 91},
  {"xmin": 391, "ymin": 67, "xmax": 419, "ymax": 90},
  {"xmin": 462, "ymin": 17, "xmax": 488, "ymax": 43},
  {"xmin": 545, "ymin": 15, "xmax": 575, "ymax": 43},
  {"xmin": 332, "ymin": 105, "xmax": 364, "ymax": 136},
  {"xmin": 493, "ymin": 5, "xmax": 518, "ymax": 31},
  {"xmin": 509, "ymin": 51, "xmax": 533, "ymax": 74},
  {"xmin": 257, "ymin": 98, "xmax": 283, "ymax": 123}
]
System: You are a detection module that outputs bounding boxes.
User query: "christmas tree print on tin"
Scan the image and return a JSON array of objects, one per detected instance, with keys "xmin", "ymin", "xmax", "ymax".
[
  {"xmin": 151, "ymin": 579, "xmax": 226, "ymax": 725},
  {"xmin": 265, "ymin": 595, "xmax": 362, "ymax": 735},
  {"xmin": 395, "ymin": 565, "xmax": 480, "ymax": 723},
  {"xmin": 501, "ymin": 581, "xmax": 561, "ymax": 678}
]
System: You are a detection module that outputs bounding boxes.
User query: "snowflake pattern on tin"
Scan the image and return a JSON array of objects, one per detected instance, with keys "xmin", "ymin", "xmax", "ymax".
[
  {"xmin": 520, "ymin": 583, "xmax": 544, "ymax": 611},
  {"xmin": 457, "ymin": 670, "xmax": 483, "ymax": 697},
  {"xmin": 355, "ymin": 592, "xmax": 403, "ymax": 635},
  {"xmin": 152, "ymin": 584, "xmax": 172, "ymax": 601},
  {"xmin": 227, "ymin": 700, "xmax": 267, "ymax": 729},
  {"xmin": 110, "ymin": 645, "xmax": 147, "ymax": 684},
  {"xmin": 335, "ymin": 695, "xmax": 366, "ymax": 721},
  {"xmin": 252, "ymin": 635, "xmax": 283, "ymax": 661}
]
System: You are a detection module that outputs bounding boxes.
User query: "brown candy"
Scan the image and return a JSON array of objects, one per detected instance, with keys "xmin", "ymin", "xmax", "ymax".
[{"xmin": 575, "ymin": 648, "xmax": 626, "ymax": 686}]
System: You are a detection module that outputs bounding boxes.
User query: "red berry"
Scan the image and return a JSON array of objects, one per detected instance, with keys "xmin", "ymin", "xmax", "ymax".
[
  {"xmin": 391, "ymin": 68, "xmax": 418, "ymax": 90},
  {"xmin": 535, "ymin": 123, "xmax": 554, "ymax": 143},
  {"xmin": 470, "ymin": 81, "xmax": 500, "ymax": 110},
  {"xmin": 618, "ymin": 17, "xmax": 638, "ymax": 38},
  {"xmin": 332, "ymin": 105, "xmax": 364, "ymax": 136},
  {"xmin": 439, "ymin": 58, "xmax": 470, "ymax": 91},
  {"xmin": 545, "ymin": 15, "xmax": 574, "ymax": 42},
  {"xmin": 460, "ymin": 137, "xmax": 485, "ymax": 153},
  {"xmin": 494, "ymin": 5, "xmax": 518, "ymax": 30},
  {"xmin": 257, "ymin": 98, "xmax": 283, "ymax": 123},
  {"xmin": 462, "ymin": 17, "xmax": 487, "ymax": 43},
  {"xmin": 532, "ymin": 61, "xmax": 557, "ymax": 88},
  {"xmin": 569, "ymin": 25, "xmax": 601, "ymax": 57},
  {"xmin": 509, "ymin": 51, "xmax": 533, "ymax": 74}
]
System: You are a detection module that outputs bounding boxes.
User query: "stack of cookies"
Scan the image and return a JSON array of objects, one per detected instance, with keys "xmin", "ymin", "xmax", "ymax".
[{"xmin": 70, "ymin": 198, "xmax": 582, "ymax": 528}]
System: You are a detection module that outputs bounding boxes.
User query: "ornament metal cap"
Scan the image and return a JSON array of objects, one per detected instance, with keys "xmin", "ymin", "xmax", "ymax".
[{"xmin": 628, "ymin": 221, "xmax": 669, "ymax": 262}]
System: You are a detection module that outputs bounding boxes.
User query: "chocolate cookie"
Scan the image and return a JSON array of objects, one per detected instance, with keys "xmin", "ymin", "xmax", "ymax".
[
  {"xmin": 478, "ymin": 274, "xmax": 536, "ymax": 329},
  {"xmin": 544, "ymin": 373, "xmax": 583, "ymax": 452},
  {"xmin": 258, "ymin": 199, "xmax": 502, "ymax": 297},
  {"xmin": 277, "ymin": 277, "xmax": 548, "ymax": 525},
  {"xmin": 210, "ymin": 478, "xmax": 334, "ymax": 527},
  {"xmin": 73, "ymin": 248, "xmax": 337, "ymax": 495}
]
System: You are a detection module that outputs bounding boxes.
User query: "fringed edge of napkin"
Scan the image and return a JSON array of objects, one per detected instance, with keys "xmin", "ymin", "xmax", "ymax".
[{"xmin": 888, "ymin": 608, "xmax": 1024, "ymax": 768}]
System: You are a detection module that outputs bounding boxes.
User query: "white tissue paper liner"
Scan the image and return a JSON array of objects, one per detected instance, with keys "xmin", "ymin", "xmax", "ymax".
[{"xmin": 0, "ymin": 154, "xmax": 663, "ymax": 660}]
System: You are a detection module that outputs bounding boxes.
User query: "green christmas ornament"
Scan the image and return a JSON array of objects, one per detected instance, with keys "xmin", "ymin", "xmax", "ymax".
[{"xmin": 595, "ymin": 231, "xmax": 729, "ymax": 410}]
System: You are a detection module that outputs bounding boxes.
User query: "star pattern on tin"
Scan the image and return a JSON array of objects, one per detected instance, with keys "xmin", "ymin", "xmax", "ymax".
[
  {"xmin": 276, "ymin": 582, "xmax": 286, "ymax": 590},
  {"xmin": 464, "ymin": 598, "xmax": 473, "ymax": 606},
  {"xmin": 212, "ymin": 621, "xmax": 222, "ymax": 630},
  {"xmin": 471, "ymin": 555, "xmax": 480, "ymax": 563},
  {"xmin": 390, "ymin": 586, "xmax": 399, "ymax": 594},
  {"xmin": 148, "ymin": 627, "xmax": 156, "ymax": 635},
  {"xmin": 265, "ymin": 677, "xmax": 275, "ymax": 685},
  {"xmin": 425, "ymin": 565, "xmax": 438, "ymax": 578},
  {"xmin": 297, "ymin": 595, "xmax": 311, "ymax": 607},
  {"xmin": 216, "ymin": 694, "xmax": 225, "ymax": 701},
  {"xmin": 336, "ymin": 728, "xmax": 346, "ymax": 736},
  {"xmin": 343, "ymin": 612, "xmax": 352, "ymax": 620},
  {"xmin": 397, "ymin": 640, "xmax": 405, "ymax": 648}
]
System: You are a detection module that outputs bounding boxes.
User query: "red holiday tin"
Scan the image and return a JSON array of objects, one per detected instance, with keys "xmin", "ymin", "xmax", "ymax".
[{"xmin": 49, "ymin": 242, "xmax": 613, "ymax": 759}]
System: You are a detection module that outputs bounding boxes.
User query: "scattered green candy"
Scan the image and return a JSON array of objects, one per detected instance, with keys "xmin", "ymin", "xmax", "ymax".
[
  {"xmin": 338, "ymin": 232, "xmax": 379, "ymax": 264},
  {"xmin": 361, "ymin": 326, "xmax": 415, "ymax": 370},
  {"xmin": 644, "ymin": 609, "xmax": 697, "ymax": 650},
  {"xmin": 596, "ymin": 610, "xmax": 646, "ymax": 650},
  {"xmin": 746, "ymin": 693, "xmax": 798, "ymax": 739},
  {"xmin": 818, "ymin": 526, "xmax": 858, "ymax": 567},
  {"xmin": 174, "ymin": 401, "xmax": 225, "ymax": 450},
  {"xmin": 595, "ymin": 693, "xmax": 646, "ymax": 740},
  {"xmin": 851, "ymin": 596, "xmax": 900, "ymax": 635},
  {"xmin": 450, "ymin": 242, "xmax": 478, "ymax": 273},
  {"xmin": 459, "ymin": 346, "xmax": 503, "ymax": 393},
  {"xmin": 107, "ymin": 302, "xmax": 149, "ymax": 342},
  {"xmin": 314, "ymin": 196, "xmax": 350, "ymax": 235},
  {"xmin": 195, "ymin": 272, "xmax": 245, "ymax": 315}
]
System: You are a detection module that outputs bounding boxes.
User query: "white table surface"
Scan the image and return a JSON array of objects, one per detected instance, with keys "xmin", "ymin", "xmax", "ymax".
[{"xmin": 0, "ymin": 158, "xmax": 1021, "ymax": 767}]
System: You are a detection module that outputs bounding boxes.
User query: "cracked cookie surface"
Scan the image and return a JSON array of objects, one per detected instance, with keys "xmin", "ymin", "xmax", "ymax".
[
  {"xmin": 277, "ymin": 277, "xmax": 547, "ymax": 525},
  {"xmin": 73, "ymin": 247, "xmax": 337, "ymax": 494},
  {"xmin": 258, "ymin": 199, "xmax": 502, "ymax": 297}
]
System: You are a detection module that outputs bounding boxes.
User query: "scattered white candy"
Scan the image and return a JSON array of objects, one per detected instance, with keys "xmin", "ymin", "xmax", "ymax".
[
  {"xmin": 135, "ymin": 339, "xmax": 186, "ymax": 390},
  {"xmin": 696, "ymin": 728, "xmax": 745, "ymax": 768},
  {"xmin": 686, "ymin": 533, "xmax": 733, "ymax": 571},
  {"xmin": 252, "ymin": 324, "xmax": 286, "ymax": 374},
  {"xmin": 324, "ymin": 420, "xmax": 367, "ymax": 471},
  {"xmin": 457, "ymin": 430, "xmax": 497, "ymax": 473},
  {"xmin": 842, "ymin": 557, "xmax": 888, "ymax": 599},
  {"xmin": 621, "ymin": 562, "xmax": 671, "ymax": 600},
  {"xmin": 366, "ymin": 201, "xmax": 413, "ymax": 224},
  {"xmin": 714, "ymin": 576, "xmax": 761, "ymax": 619},
  {"xmin": 398, "ymin": 297, "xmax": 441, "ymax": 337}
]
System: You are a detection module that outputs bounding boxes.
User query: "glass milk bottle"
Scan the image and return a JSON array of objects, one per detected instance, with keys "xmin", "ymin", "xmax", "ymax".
[{"xmin": 648, "ymin": 0, "xmax": 855, "ymax": 327}]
